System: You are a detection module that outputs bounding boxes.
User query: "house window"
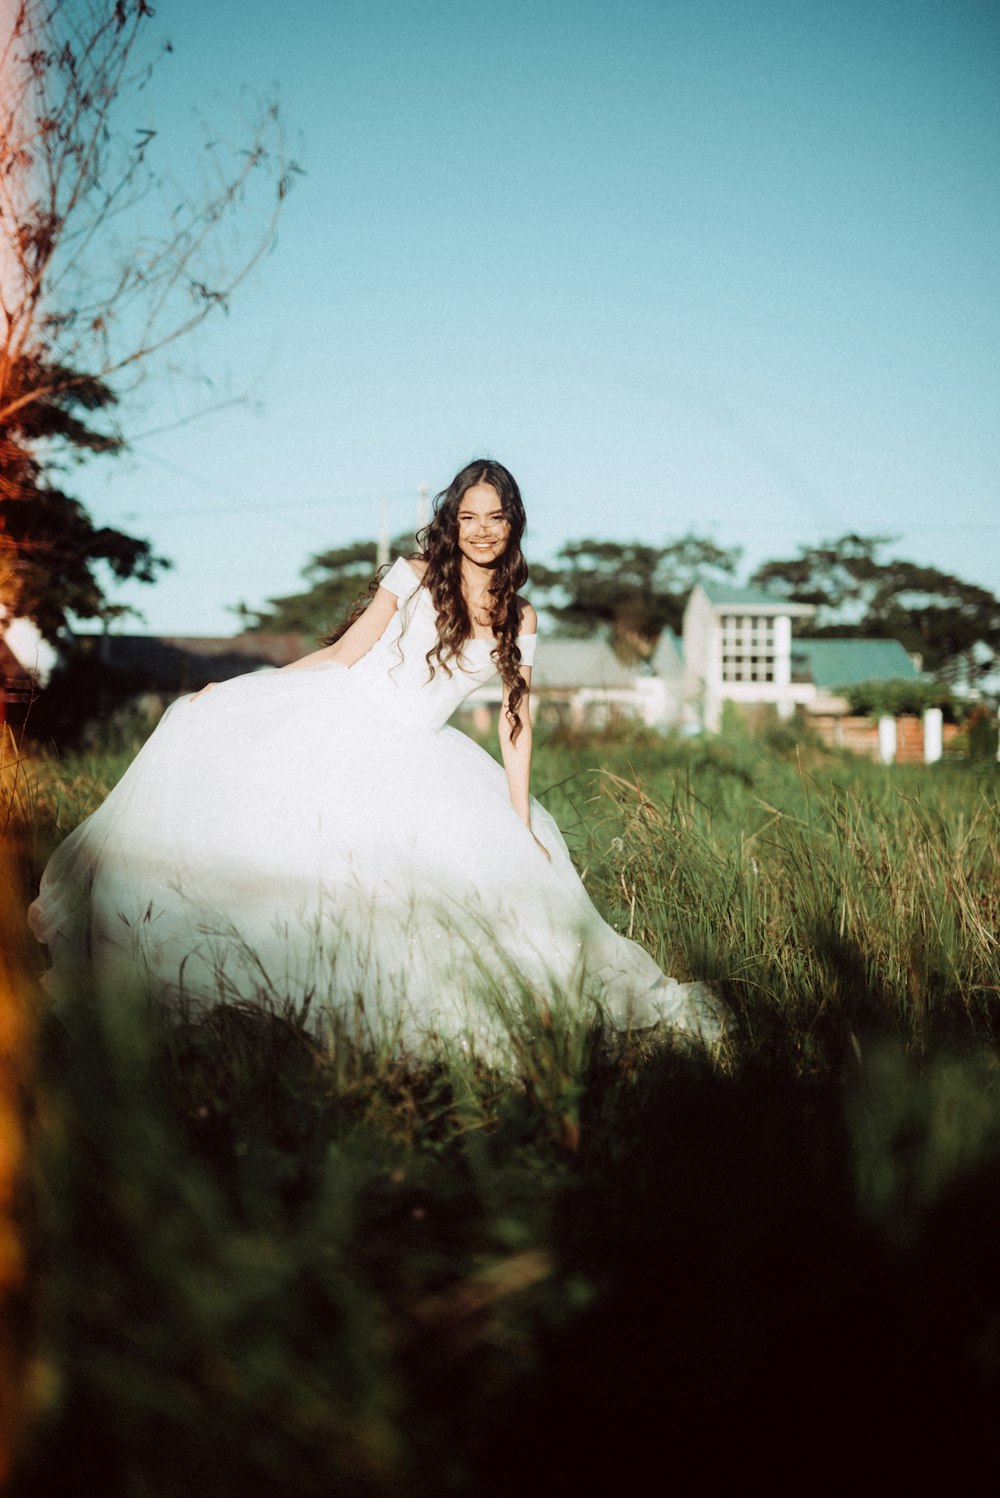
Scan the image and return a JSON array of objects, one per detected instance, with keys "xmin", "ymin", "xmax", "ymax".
[{"xmin": 721, "ymin": 614, "xmax": 776, "ymax": 683}]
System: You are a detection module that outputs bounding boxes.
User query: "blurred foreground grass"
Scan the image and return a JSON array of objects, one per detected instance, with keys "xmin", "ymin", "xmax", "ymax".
[{"xmin": 3, "ymin": 720, "xmax": 1000, "ymax": 1492}]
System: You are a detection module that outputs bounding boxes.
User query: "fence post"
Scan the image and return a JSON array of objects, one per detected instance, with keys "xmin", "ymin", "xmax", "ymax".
[
  {"xmin": 923, "ymin": 707, "xmax": 943, "ymax": 764},
  {"xmin": 878, "ymin": 715, "xmax": 897, "ymax": 765}
]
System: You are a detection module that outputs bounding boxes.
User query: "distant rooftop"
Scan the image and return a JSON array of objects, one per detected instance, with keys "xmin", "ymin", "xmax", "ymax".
[
  {"xmin": 651, "ymin": 630, "xmax": 684, "ymax": 673},
  {"xmin": 793, "ymin": 638, "xmax": 919, "ymax": 688},
  {"xmin": 530, "ymin": 639, "xmax": 636, "ymax": 690},
  {"xmin": 0, "ymin": 638, "xmax": 33, "ymax": 684},
  {"xmin": 74, "ymin": 633, "xmax": 311, "ymax": 690},
  {"xmin": 698, "ymin": 581, "xmax": 815, "ymax": 616}
]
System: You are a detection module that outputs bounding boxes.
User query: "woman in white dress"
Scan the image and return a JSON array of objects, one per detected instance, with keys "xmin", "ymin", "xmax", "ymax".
[{"xmin": 29, "ymin": 459, "xmax": 721, "ymax": 1058}]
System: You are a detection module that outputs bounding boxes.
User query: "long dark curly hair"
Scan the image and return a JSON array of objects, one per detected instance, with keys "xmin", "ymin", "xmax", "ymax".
[
  {"xmin": 419, "ymin": 459, "xmax": 529, "ymax": 740},
  {"xmin": 327, "ymin": 459, "xmax": 530, "ymax": 740}
]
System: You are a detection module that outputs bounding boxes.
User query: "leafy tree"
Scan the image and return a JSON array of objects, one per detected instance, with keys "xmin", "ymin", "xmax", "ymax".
[
  {"xmin": 0, "ymin": 357, "xmax": 167, "ymax": 639},
  {"xmin": 532, "ymin": 534, "xmax": 742, "ymax": 657},
  {"xmin": 0, "ymin": 0, "xmax": 295, "ymax": 640},
  {"xmin": 237, "ymin": 537, "xmax": 418, "ymax": 636},
  {"xmin": 751, "ymin": 536, "xmax": 1000, "ymax": 686},
  {"xmin": 751, "ymin": 534, "xmax": 888, "ymax": 617}
]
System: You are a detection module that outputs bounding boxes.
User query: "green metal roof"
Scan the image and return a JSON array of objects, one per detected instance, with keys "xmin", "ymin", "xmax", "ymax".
[
  {"xmin": 793, "ymin": 637, "xmax": 919, "ymax": 687},
  {"xmin": 699, "ymin": 581, "xmax": 814, "ymax": 614}
]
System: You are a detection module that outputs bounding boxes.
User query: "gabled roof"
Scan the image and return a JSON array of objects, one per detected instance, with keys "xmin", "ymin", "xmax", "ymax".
[
  {"xmin": 74, "ymin": 633, "xmax": 312, "ymax": 690},
  {"xmin": 697, "ymin": 581, "xmax": 815, "ymax": 617},
  {"xmin": 530, "ymin": 639, "xmax": 636, "ymax": 690},
  {"xmin": 793, "ymin": 637, "xmax": 919, "ymax": 687},
  {"xmin": 651, "ymin": 630, "xmax": 684, "ymax": 674}
]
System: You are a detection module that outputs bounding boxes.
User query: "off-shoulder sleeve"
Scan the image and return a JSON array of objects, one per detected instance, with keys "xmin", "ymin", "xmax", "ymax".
[
  {"xmin": 378, "ymin": 556, "xmax": 421, "ymax": 600},
  {"xmin": 516, "ymin": 632, "xmax": 537, "ymax": 667}
]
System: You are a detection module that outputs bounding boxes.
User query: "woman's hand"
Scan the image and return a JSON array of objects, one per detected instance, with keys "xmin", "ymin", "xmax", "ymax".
[{"xmin": 532, "ymin": 832, "xmax": 551, "ymax": 862}]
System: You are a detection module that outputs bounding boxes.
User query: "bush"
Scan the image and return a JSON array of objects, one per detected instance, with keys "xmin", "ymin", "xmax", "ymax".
[
  {"xmin": 839, "ymin": 678, "xmax": 956, "ymax": 720},
  {"xmin": 966, "ymin": 706, "xmax": 999, "ymax": 761}
]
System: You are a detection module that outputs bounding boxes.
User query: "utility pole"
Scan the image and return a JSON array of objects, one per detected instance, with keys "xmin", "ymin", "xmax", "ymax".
[
  {"xmin": 376, "ymin": 499, "xmax": 390, "ymax": 569},
  {"xmin": 417, "ymin": 482, "xmax": 430, "ymax": 533}
]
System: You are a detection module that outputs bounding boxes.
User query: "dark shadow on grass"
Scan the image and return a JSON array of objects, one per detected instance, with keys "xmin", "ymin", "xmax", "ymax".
[{"xmin": 470, "ymin": 1051, "xmax": 1000, "ymax": 1491}]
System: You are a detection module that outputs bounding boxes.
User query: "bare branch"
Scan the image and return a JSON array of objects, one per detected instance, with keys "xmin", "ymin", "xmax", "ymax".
[
  {"xmin": 0, "ymin": 0, "xmax": 292, "ymax": 426},
  {"xmin": 0, "ymin": 0, "xmax": 297, "ymax": 637}
]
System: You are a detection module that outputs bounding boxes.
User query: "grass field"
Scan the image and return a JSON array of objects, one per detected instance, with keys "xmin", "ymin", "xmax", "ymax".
[{"xmin": 3, "ymin": 719, "xmax": 1000, "ymax": 1492}]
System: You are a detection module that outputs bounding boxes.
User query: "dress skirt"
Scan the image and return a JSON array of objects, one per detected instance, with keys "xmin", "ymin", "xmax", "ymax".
[{"xmin": 29, "ymin": 662, "xmax": 721, "ymax": 1058}]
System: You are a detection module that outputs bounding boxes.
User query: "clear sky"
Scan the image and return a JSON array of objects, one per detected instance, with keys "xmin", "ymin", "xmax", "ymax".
[{"xmin": 68, "ymin": 0, "xmax": 999, "ymax": 636}]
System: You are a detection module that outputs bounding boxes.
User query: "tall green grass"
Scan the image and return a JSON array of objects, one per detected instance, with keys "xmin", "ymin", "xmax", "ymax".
[
  {"xmin": 5, "ymin": 722, "xmax": 1000, "ymax": 1492},
  {"xmin": 531, "ymin": 727, "xmax": 1000, "ymax": 1059}
]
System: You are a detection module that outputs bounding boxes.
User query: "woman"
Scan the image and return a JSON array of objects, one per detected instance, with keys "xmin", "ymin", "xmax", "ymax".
[{"xmin": 29, "ymin": 459, "xmax": 721, "ymax": 1058}]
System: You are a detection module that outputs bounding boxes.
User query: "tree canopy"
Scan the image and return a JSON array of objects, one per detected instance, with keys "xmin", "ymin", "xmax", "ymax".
[
  {"xmin": 0, "ymin": 351, "xmax": 168, "ymax": 638},
  {"xmin": 237, "ymin": 538, "xmax": 418, "ymax": 637},
  {"xmin": 0, "ymin": 0, "xmax": 294, "ymax": 640},
  {"xmin": 751, "ymin": 535, "xmax": 1000, "ymax": 687},
  {"xmin": 531, "ymin": 535, "xmax": 742, "ymax": 658}
]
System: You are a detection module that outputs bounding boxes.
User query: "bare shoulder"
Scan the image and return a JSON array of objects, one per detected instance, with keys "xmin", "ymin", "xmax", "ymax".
[
  {"xmin": 406, "ymin": 555, "xmax": 429, "ymax": 580},
  {"xmin": 517, "ymin": 598, "xmax": 537, "ymax": 634}
]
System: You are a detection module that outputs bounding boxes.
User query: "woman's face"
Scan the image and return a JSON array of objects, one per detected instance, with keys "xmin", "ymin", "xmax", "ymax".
[{"xmin": 456, "ymin": 482, "xmax": 511, "ymax": 567}]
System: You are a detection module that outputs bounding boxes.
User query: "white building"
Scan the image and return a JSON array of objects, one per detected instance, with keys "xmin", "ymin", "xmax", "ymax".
[{"xmin": 681, "ymin": 582, "xmax": 817, "ymax": 731}]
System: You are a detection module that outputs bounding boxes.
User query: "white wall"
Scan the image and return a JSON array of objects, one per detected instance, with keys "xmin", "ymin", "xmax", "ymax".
[
  {"xmin": 2, "ymin": 618, "xmax": 57, "ymax": 684},
  {"xmin": 681, "ymin": 592, "xmax": 816, "ymax": 729},
  {"xmin": 681, "ymin": 587, "xmax": 717, "ymax": 729}
]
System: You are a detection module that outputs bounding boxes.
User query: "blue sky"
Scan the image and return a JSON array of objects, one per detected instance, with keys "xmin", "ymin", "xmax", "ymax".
[{"xmin": 69, "ymin": 0, "xmax": 999, "ymax": 635}]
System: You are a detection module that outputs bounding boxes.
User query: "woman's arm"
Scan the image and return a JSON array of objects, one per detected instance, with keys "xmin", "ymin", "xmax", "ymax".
[
  {"xmin": 282, "ymin": 584, "xmax": 400, "ymax": 671},
  {"xmin": 286, "ymin": 558, "xmax": 426, "ymax": 671},
  {"xmin": 498, "ymin": 605, "xmax": 549, "ymax": 858},
  {"xmin": 191, "ymin": 582, "xmax": 404, "ymax": 699}
]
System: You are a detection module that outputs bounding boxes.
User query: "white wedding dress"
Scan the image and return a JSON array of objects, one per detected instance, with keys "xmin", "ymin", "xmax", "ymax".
[{"xmin": 29, "ymin": 558, "xmax": 721, "ymax": 1059}]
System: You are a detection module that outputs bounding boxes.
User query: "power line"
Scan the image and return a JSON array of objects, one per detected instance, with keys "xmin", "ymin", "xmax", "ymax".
[{"xmin": 102, "ymin": 443, "xmax": 1000, "ymax": 542}]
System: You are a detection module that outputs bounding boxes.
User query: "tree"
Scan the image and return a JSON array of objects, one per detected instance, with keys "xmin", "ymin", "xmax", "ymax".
[
  {"xmin": 532, "ymin": 534, "xmax": 742, "ymax": 657},
  {"xmin": 0, "ymin": 0, "xmax": 296, "ymax": 640},
  {"xmin": 751, "ymin": 536, "xmax": 1000, "ymax": 687},
  {"xmin": 0, "ymin": 355, "xmax": 165, "ymax": 638},
  {"xmin": 237, "ymin": 537, "xmax": 418, "ymax": 636},
  {"xmin": 751, "ymin": 534, "xmax": 889, "ymax": 618}
]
